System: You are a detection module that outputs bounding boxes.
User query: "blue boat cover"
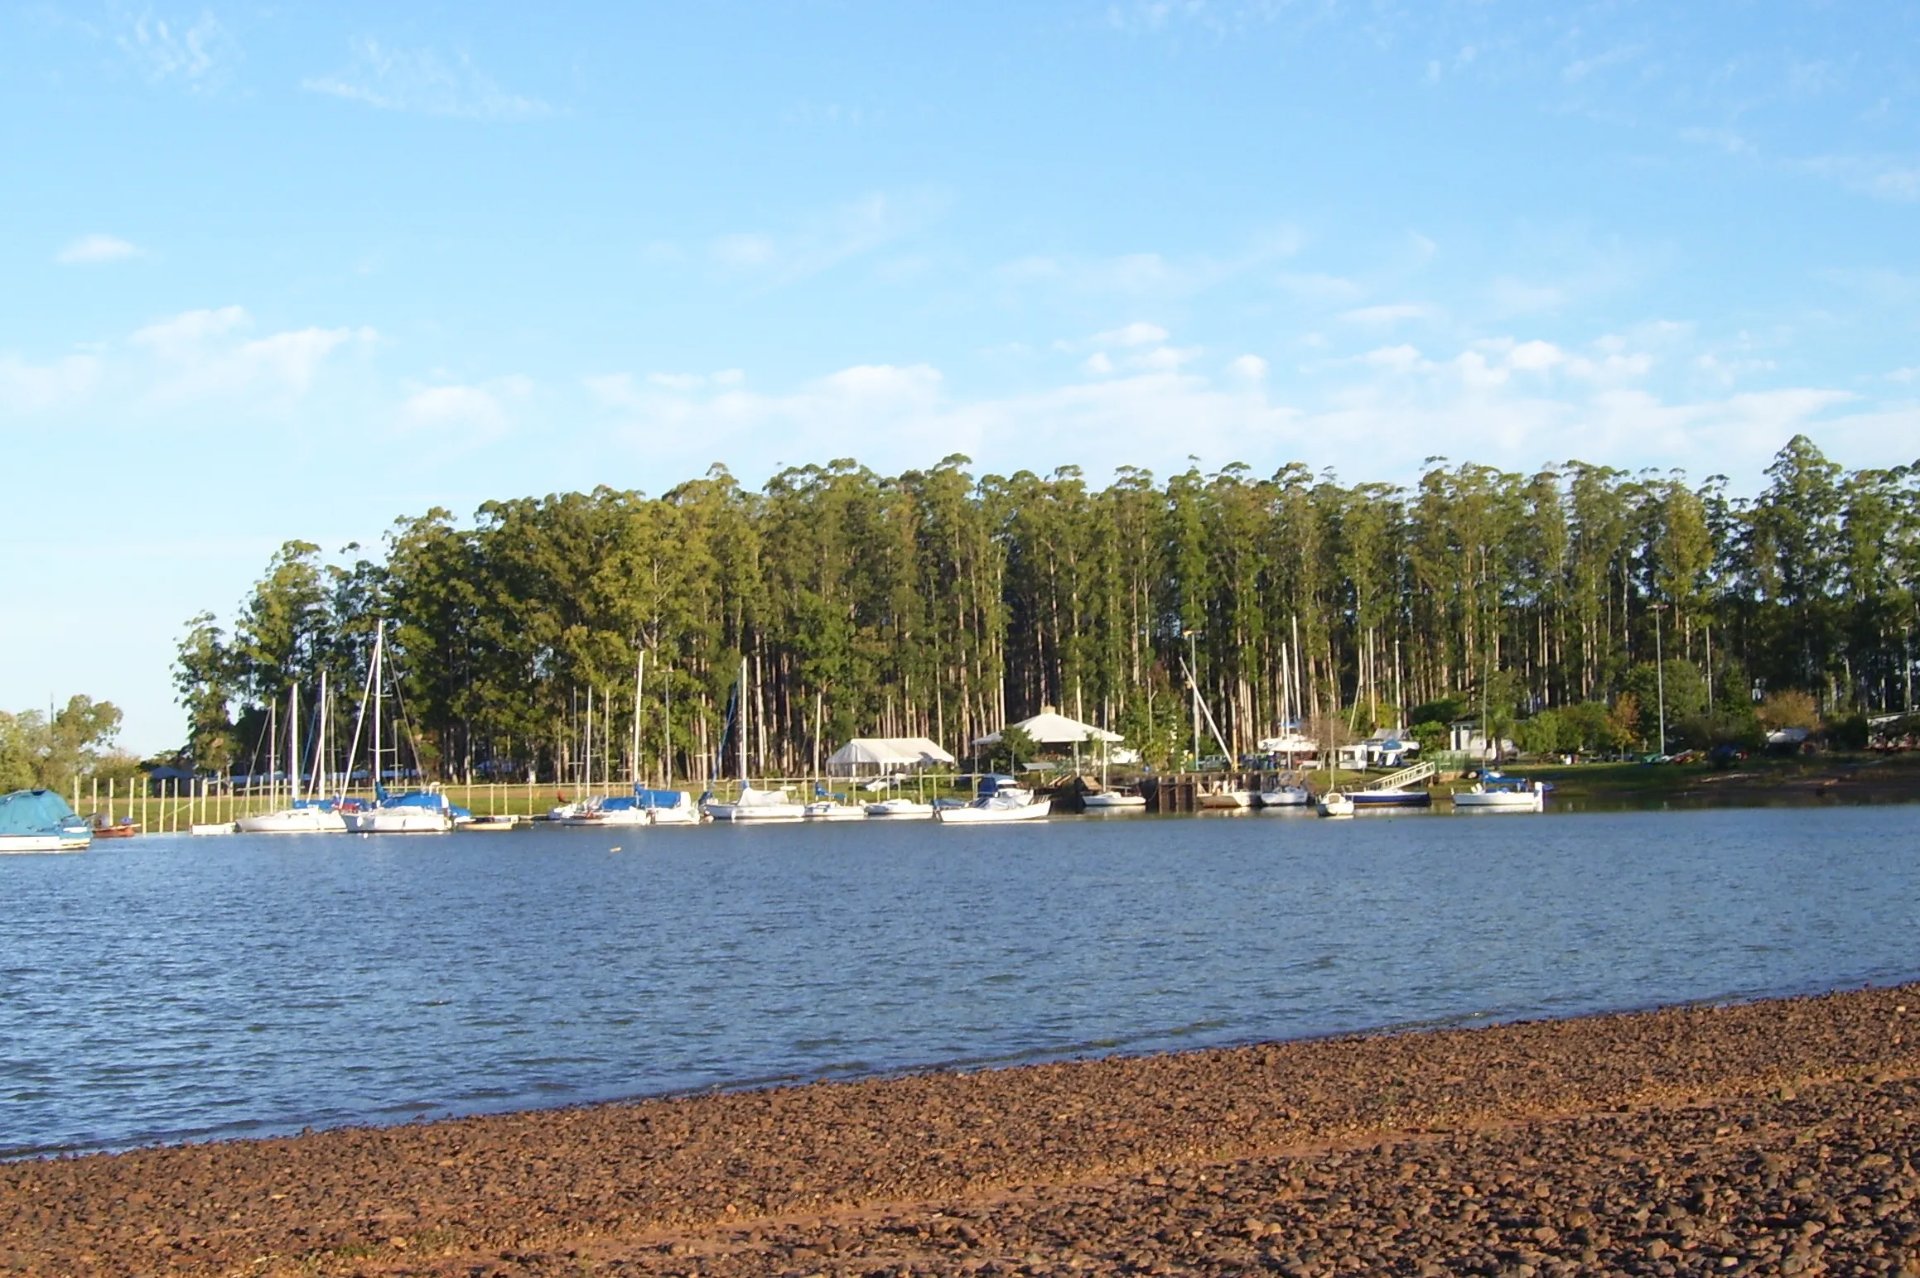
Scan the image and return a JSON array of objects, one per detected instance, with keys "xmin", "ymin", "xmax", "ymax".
[
  {"xmin": 0, "ymin": 789, "xmax": 79, "ymax": 836},
  {"xmin": 634, "ymin": 787, "xmax": 687, "ymax": 808}
]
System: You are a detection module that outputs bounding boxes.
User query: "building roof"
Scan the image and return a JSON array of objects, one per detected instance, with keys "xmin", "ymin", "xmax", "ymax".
[{"xmin": 825, "ymin": 737, "xmax": 957, "ymax": 768}]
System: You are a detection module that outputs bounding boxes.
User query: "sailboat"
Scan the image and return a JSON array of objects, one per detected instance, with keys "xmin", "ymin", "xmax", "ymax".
[
  {"xmin": 550, "ymin": 686, "xmax": 651, "ymax": 827},
  {"xmin": 237, "ymin": 678, "xmax": 346, "ymax": 833},
  {"xmin": 1184, "ymin": 655, "xmax": 1253, "ymax": 808},
  {"xmin": 704, "ymin": 658, "xmax": 806, "ymax": 822},
  {"xmin": 339, "ymin": 622, "xmax": 462, "ymax": 834}
]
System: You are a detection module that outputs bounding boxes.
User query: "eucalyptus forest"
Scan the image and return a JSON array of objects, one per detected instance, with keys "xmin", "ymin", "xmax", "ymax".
[{"xmin": 170, "ymin": 434, "xmax": 1920, "ymax": 783}]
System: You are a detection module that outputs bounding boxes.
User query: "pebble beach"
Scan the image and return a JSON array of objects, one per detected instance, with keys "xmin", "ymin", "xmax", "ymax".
[{"xmin": 4, "ymin": 983, "xmax": 1918, "ymax": 1276}]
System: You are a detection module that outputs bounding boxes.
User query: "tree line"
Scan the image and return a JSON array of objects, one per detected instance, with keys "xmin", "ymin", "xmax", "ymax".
[{"xmin": 169, "ymin": 434, "xmax": 1920, "ymax": 784}]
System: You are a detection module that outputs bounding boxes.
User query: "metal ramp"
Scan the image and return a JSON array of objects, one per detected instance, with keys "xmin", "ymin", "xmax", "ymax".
[{"xmin": 1363, "ymin": 760, "xmax": 1435, "ymax": 792}]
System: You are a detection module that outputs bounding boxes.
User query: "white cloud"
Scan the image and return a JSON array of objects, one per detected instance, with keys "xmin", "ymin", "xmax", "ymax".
[
  {"xmin": 304, "ymin": 39, "xmax": 551, "ymax": 120},
  {"xmin": 1084, "ymin": 352, "xmax": 1116, "ymax": 376},
  {"xmin": 1679, "ymin": 126, "xmax": 1757, "ymax": 156},
  {"xmin": 1226, "ymin": 354, "xmax": 1268, "ymax": 381},
  {"xmin": 1890, "ymin": 367, "xmax": 1919, "ymax": 384},
  {"xmin": 713, "ymin": 234, "xmax": 776, "ymax": 269},
  {"xmin": 126, "ymin": 306, "xmax": 373, "ymax": 402},
  {"xmin": 57, "ymin": 234, "xmax": 143, "ymax": 265},
  {"xmin": 1340, "ymin": 303, "xmax": 1433, "ymax": 326},
  {"xmin": 649, "ymin": 372, "xmax": 708, "ymax": 392},
  {"xmin": 400, "ymin": 376, "xmax": 530, "ymax": 442},
  {"xmin": 115, "ymin": 8, "xmax": 236, "ymax": 87},
  {"xmin": 1508, "ymin": 340, "xmax": 1564, "ymax": 371}
]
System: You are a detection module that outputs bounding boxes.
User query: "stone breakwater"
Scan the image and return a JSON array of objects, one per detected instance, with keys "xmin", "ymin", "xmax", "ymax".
[{"xmin": 3, "ymin": 986, "xmax": 1917, "ymax": 1276}]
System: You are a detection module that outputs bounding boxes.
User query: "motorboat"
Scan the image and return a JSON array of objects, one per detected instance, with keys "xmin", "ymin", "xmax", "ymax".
[
  {"xmin": 1081, "ymin": 788, "xmax": 1146, "ymax": 810},
  {"xmin": 464, "ymin": 814, "xmax": 526, "ymax": 831},
  {"xmin": 236, "ymin": 803, "xmax": 348, "ymax": 834},
  {"xmin": 1452, "ymin": 774, "xmax": 1547, "ymax": 812},
  {"xmin": 1316, "ymin": 790, "xmax": 1355, "ymax": 819},
  {"xmin": 865, "ymin": 796, "xmax": 934, "ymax": 819},
  {"xmin": 1256, "ymin": 784, "xmax": 1311, "ymax": 807},
  {"xmin": 804, "ymin": 799, "xmax": 867, "ymax": 821},
  {"xmin": 0, "ymin": 789, "xmax": 92, "ymax": 853},
  {"xmin": 935, "ymin": 783, "xmax": 1050, "ymax": 824},
  {"xmin": 706, "ymin": 785, "xmax": 807, "ymax": 822},
  {"xmin": 343, "ymin": 790, "xmax": 462, "ymax": 834}
]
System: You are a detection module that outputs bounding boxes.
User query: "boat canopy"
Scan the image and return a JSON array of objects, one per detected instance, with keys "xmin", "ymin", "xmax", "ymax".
[
  {"xmin": 0, "ymin": 789, "xmax": 80, "ymax": 836},
  {"xmin": 825, "ymin": 737, "xmax": 957, "ymax": 774},
  {"xmin": 633, "ymin": 787, "xmax": 691, "ymax": 809},
  {"xmin": 971, "ymin": 711, "xmax": 1123, "ymax": 748}
]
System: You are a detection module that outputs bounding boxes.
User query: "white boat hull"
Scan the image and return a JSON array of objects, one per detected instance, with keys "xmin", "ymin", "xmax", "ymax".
[
  {"xmin": 1081, "ymin": 792, "xmax": 1146, "ymax": 810},
  {"xmin": 343, "ymin": 809, "xmax": 453, "ymax": 833},
  {"xmin": 1453, "ymin": 790, "xmax": 1545, "ymax": 811},
  {"xmin": 647, "ymin": 804, "xmax": 703, "ymax": 825},
  {"xmin": 804, "ymin": 802, "xmax": 867, "ymax": 821},
  {"xmin": 0, "ymin": 833, "xmax": 86, "ymax": 853},
  {"xmin": 236, "ymin": 807, "xmax": 348, "ymax": 834},
  {"xmin": 864, "ymin": 800, "xmax": 933, "ymax": 819},
  {"xmin": 550, "ymin": 806, "xmax": 650, "ymax": 827},
  {"xmin": 1257, "ymin": 788, "xmax": 1311, "ymax": 807},
  {"xmin": 706, "ymin": 803, "xmax": 807, "ymax": 822},
  {"xmin": 936, "ymin": 798, "xmax": 1051, "ymax": 824},
  {"xmin": 1199, "ymin": 790, "xmax": 1254, "ymax": 809}
]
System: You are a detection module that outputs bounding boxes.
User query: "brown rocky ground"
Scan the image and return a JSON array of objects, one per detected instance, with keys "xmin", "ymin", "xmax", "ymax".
[{"xmin": 4, "ymin": 986, "xmax": 1917, "ymax": 1277}]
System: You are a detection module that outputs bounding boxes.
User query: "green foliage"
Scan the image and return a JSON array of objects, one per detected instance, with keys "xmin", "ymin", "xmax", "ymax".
[
  {"xmin": 176, "ymin": 437, "xmax": 1920, "ymax": 783},
  {"xmin": 1513, "ymin": 709, "xmax": 1565, "ymax": 757},
  {"xmin": 1407, "ymin": 720, "xmax": 1449, "ymax": 755},
  {"xmin": 0, "ymin": 697, "xmax": 123, "ymax": 793},
  {"xmin": 984, "ymin": 725, "xmax": 1038, "ymax": 773}
]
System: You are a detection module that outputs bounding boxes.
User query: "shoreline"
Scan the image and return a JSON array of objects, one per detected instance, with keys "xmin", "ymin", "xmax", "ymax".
[{"xmin": 4, "ymin": 984, "xmax": 1918, "ymax": 1276}]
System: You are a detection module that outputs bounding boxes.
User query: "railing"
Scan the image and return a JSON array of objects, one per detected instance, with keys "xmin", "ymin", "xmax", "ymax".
[{"xmin": 1363, "ymin": 760, "xmax": 1436, "ymax": 792}]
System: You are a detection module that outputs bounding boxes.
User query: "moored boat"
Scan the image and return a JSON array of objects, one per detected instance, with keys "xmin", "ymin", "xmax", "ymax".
[
  {"xmin": 549, "ymin": 794, "xmax": 651, "ymax": 827},
  {"xmin": 236, "ymin": 804, "xmax": 347, "ymax": 834},
  {"xmin": 343, "ymin": 790, "xmax": 461, "ymax": 833},
  {"xmin": 1349, "ymin": 786, "xmax": 1433, "ymax": 809},
  {"xmin": 934, "ymin": 782, "xmax": 1050, "ymax": 824},
  {"xmin": 706, "ymin": 785, "xmax": 807, "ymax": 822},
  {"xmin": 1316, "ymin": 790, "xmax": 1355, "ymax": 819},
  {"xmin": 864, "ymin": 796, "xmax": 934, "ymax": 819},
  {"xmin": 0, "ymin": 790, "xmax": 92, "ymax": 853},
  {"xmin": 641, "ymin": 788, "xmax": 703, "ymax": 824},
  {"xmin": 1080, "ymin": 788, "xmax": 1146, "ymax": 810},
  {"xmin": 1256, "ymin": 784, "xmax": 1311, "ymax": 807},
  {"xmin": 804, "ymin": 798, "xmax": 867, "ymax": 821},
  {"xmin": 1452, "ymin": 774, "xmax": 1547, "ymax": 812}
]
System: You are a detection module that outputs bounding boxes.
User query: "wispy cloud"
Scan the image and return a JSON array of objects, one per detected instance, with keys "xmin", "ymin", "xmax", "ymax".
[
  {"xmin": 709, "ymin": 190, "xmax": 949, "ymax": 286},
  {"xmin": 400, "ymin": 377, "xmax": 529, "ymax": 443},
  {"xmin": 114, "ymin": 7, "xmax": 237, "ymax": 88},
  {"xmin": 994, "ymin": 228, "xmax": 1300, "ymax": 300},
  {"xmin": 56, "ymin": 233, "xmax": 144, "ymax": 265},
  {"xmin": 303, "ymin": 39, "xmax": 552, "ymax": 120}
]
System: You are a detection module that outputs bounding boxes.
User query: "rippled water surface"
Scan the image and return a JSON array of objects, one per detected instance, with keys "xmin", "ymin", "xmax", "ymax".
[{"xmin": 4, "ymin": 806, "xmax": 1917, "ymax": 1156}]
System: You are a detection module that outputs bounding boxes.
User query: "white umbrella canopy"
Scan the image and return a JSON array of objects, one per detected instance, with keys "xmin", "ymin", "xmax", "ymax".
[
  {"xmin": 972, "ymin": 711, "xmax": 1124, "ymax": 748},
  {"xmin": 825, "ymin": 737, "xmax": 958, "ymax": 774}
]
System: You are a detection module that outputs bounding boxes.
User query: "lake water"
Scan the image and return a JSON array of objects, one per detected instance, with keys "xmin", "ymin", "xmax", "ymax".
[{"xmin": 4, "ymin": 805, "xmax": 1917, "ymax": 1158}]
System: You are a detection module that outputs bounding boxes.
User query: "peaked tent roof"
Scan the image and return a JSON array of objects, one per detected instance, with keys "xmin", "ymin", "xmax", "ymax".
[
  {"xmin": 825, "ymin": 737, "xmax": 958, "ymax": 768},
  {"xmin": 0, "ymin": 789, "xmax": 78, "ymax": 837},
  {"xmin": 971, "ymin": 711, "xmax": 1124, "ymax": 748}
]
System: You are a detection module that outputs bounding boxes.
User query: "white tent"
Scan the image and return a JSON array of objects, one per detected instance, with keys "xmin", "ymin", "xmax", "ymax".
[
  {"xmin": 824, "ymin": 737, "xmax": 957, "ymax": 775},
  {"xmin": 971, "ymin": 711, "xmax": 1123, "ymax": 748}
]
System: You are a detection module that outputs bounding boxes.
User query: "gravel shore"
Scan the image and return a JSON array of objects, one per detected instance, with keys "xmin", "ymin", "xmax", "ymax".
[{"xmin": 4, "ymin": 985, "xmax": 1917, "ymax": 1277}]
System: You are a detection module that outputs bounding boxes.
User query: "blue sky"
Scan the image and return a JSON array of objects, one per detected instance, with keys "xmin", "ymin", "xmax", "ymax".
[{"xmin": 4, "ymin": 0, "xmax": 1918, "ymax": 754}]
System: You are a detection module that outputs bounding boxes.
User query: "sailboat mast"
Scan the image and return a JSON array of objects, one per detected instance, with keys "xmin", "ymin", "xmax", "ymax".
[
  {"xmin": 289, "ymin": 684, "xmax": 301, "ymax": 806},
  {"xmin": 268, "ymin": 698, "xmax": 278, "ymax": 810},
  {"xmin": 586, "ymin": 685, "xmax": 594, "ymax": 797},
  {"xmin": 738, "ymin": 655, "xmax": 749, "ymax": 786},
  {"xmin": 371, "ymin": 622, "xmax": 384, "ymax": 795},
  {"xmin": 633, "ymin": 652, "xmax": 645, "ymax": 788},
  {"xmin": 318, "ymin": 670, "xmax": 328, "ymax": 798}
]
